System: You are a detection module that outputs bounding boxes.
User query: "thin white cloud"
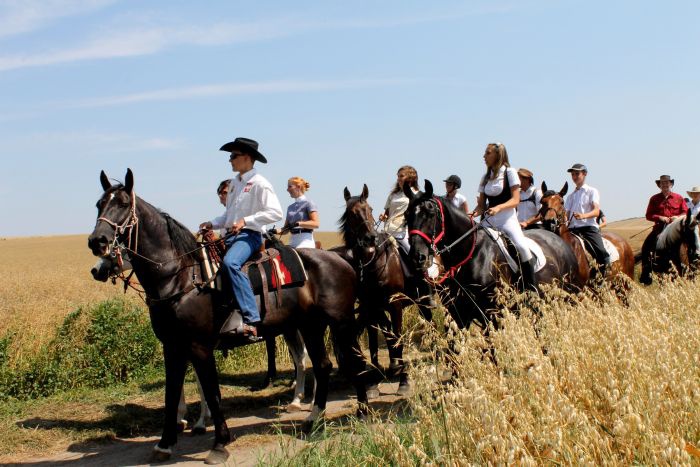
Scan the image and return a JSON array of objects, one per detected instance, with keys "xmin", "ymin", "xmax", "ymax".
[
  {"xmin": 0, "ymin": 4, "xmax": 513, "ymax": 72},
  {"xmin": 0, "ymin": 0, "xmax": 115, "ymax": 39},
  {"xmin": 12, "ymin": 130, "xmax": 184, "ymax": 152},
  {"xmin": 70, "ymin": 78, "xmax": 412, "ymax": 108}
]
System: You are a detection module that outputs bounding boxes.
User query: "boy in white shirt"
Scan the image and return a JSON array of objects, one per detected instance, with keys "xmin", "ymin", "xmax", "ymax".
[{"xmin": 564, "ymin": 163, "xmax": 610, "ymax": 282}]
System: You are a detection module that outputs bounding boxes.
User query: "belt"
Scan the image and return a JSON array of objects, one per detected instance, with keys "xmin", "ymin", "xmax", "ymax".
[{"xmin": 290, "ymin": 228, "xmax": 313, "ymax": 234}]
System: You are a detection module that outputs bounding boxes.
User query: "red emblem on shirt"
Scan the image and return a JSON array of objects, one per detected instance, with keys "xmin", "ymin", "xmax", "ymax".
[{"xmin": 243, "ymin": 182, "xmax": 253, "ymax": 193}]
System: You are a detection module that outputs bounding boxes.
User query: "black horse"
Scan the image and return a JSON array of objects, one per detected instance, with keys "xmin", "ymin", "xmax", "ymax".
[
  {"xmin": 87, "ymin": 169, "xmax": 368, "ymax": 464},
  {"xmin": 339, "ymin": 184, "xmax": 418, "ymax": 395},
  {"xmin": 647, "ymin": 209, "xmax": 700, "ymax": 281},
  {"xmin": 403, "ymin": 180, "xmax": 581, "ymax": 328}
]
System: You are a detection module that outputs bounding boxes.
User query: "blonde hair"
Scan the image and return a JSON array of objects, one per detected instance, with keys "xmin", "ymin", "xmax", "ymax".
[
  {"xmin": 391, "ymin": 165, "xmax": 419, "ymax": 194},
  {"xmin": 481, "ymin": 142, "xmax": 511, "ymax": 186},
  {"xmin": 288, "ymin": 177, "xmax": 310, "ymax": 193}
]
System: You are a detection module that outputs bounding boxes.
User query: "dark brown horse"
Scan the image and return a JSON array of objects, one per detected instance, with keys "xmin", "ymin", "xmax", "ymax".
[
  {"xmin": 339, "ymin": 184, "xmax": 417, "ymax": 395},
  {"xmin": 539, "ymin": 182, "xmax": 635, "ymax": 286},
  {"xmin": 403, "ymin": 180, "xmax": 581, "ymax": 328},
  {"xmin": 87, "ymin": 169, "xmax": 368, "ymax": 464}
]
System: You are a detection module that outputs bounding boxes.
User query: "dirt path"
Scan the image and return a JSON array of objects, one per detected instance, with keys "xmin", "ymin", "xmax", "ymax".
[{"xmin": 18, "ymin": 381, "xmax": 406, "ymax": 466}]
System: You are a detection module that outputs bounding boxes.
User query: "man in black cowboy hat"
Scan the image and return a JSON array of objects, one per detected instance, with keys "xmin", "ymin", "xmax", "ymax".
[
  {"xmin": 640, "ymin": 174, "xmax": 688, "ymax": 284},
  {"xmin": 200, "ymin": 137, "xmax": 283, "ymax": 339}
]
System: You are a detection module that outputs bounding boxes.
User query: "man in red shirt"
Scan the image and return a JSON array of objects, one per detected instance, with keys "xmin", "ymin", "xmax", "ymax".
[{"xmin": 640, "ymin": 174, "xmax": 688, "ymax": 284}]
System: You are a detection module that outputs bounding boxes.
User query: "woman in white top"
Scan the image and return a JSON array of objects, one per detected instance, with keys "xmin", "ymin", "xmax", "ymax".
[
  {"xmin": 472, "ymin": 143, "xmax": 537, "ymax": 292},
  {"xmin": 283, "ymin": 177, "xmax": 319, "ymax": 248},
  {"xmin": 379, "ymin": 165, "xmax": 419, "ymax": 253},
  {"xmin": 443, "ymin": 174, "xmax": 469, "ymax": 213}
]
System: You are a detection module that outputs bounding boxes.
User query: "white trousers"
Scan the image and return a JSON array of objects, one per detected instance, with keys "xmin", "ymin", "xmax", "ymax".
[
  {"xmin": 484, "ymin": 209, "xmax": 533, "ymax": 262},
  {"xmin": 289, "ymin": 232, "xmax": 316, "ymax": 249}
]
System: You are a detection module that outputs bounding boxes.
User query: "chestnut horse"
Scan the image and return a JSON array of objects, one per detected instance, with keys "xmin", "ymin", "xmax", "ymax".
[
  {"xmin": 88, "ymin": 169, "xmax": 368, "ymax": 464},
  {"xmin": 539, "ymin": 181, "xmax": 635, "ymax": 286}
]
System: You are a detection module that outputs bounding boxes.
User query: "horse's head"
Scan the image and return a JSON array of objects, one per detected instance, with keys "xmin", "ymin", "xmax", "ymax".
[
  {"xmin": 404, "ymin": 179, "xmax": 439, "ymax": 271},
  {"xmin": 340, "ymin": 184, "xmax": 377, "ymax": 248},
  {"xmin": 88, "ymin": 169, "xmax": 136, "ymax": 259},
  {"xmin": 681, "ymin": 209, "xmax": 700, "ymax": 262},
  {"xmin": 539, "ymin": 181, "xmax": 568, "ymax": 233}
]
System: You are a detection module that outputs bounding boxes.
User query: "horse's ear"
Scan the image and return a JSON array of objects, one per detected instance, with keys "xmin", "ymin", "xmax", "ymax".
[
  {"xmin": 100, "ymin": 170, "xmax": 111, "ymax": 191},
  {"xmin": 560, "ymin": 182, "xmax": 569, "ymax": 197},
  {"xmin": 424, "ymin": 179, "xmax": 434, "ymax": 197},
  {"xmin": 124, "ymin": 168, "xmax": 134, "ymax": 194},
  {"xmin": 361, "ymin": 184, "xmax": 369, "ymax": 201},
  {"xmin": 402, "ymin": 182, "xmax": 415, "ymax": 200},
  {"xmin": 541, "ymin": 181, "xmax": 548, "ymax": 193},
  {"xmin": 343, "ymin": 187, "xmax": 351, "ymax": 202}
]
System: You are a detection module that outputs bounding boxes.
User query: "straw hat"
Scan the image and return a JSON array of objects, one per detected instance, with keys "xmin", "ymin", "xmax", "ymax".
[{"xmin": 687, "ymin": 186, "xmax": 700, "ymax": 196}]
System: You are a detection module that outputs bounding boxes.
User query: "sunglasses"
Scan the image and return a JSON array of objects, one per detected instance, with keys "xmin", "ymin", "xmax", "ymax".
[{"xmin": 229, "ymin": 152, "xmax": 244, "ymax": 161}]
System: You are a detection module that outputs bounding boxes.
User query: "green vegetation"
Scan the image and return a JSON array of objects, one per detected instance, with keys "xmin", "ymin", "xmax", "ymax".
[{"xmin": 0, "ymin": 298, "xmax": 161, "ymax": 400}]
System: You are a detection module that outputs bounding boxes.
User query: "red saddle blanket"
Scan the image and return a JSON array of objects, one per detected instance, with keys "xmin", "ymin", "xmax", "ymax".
[{"xmin": 197, "ymin": 240, "xmax": 307, "ymax": 296}]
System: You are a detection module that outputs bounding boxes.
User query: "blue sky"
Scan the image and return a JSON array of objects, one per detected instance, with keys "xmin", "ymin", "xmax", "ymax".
[{"xmin": 1, "ymin": 0, "xmax": 699, "ymax": 237}]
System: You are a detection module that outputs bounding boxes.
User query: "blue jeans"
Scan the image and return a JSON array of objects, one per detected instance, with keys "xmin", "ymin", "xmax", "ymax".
[{"xmin": 223, "ymin": 230, "xmax": 262, "ymax": 324}]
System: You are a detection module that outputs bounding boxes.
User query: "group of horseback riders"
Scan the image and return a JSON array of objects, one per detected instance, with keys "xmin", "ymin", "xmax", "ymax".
[{"xmin": 199, "ymin": 137, "xmax": 698, "ymax": 342}]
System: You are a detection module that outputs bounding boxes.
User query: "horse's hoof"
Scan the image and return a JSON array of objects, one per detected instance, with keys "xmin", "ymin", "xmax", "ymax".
[
  {"xmin": 367, "ymin": 385, "xmax": 380, "ymax": 399},
  {"xmin": 176, "ymin": 420, "xmax": 187, "ymax": 433},
  {"xmin": 286, "ymin": 401, "xmax": 303, "ymax": 413},
  {"xmin": 397, "ymin": 382, "xmax": 411, "ymax": 396},
  {"xmin": 204, "ymin": 444, "xmax": 230, "ymax": 465},
  {"xmin": 301, "ymin": 419, "xmax": 324, "ymax": 435},
  {"xmin": 191, "ymin": 426, "xmax": 207, "ymax": 436},
  {"xmin": 150, "ymin": 447, "xmax": 172, "ymax": 463}
]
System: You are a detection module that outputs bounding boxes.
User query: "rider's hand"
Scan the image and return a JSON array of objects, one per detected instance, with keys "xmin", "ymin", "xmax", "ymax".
[
  {"xmin": 486, "ymin": 206, "xmax": 501, "ymax": 216},
  {"xmin": 378, "ymin": 213, "xmax": 387, "ymax": 222},
  {"xmin": 573, "ymin": 212, "xmax": 584, "ymax": 220},
  {"xmin": 519, "ymin": 221, "xmax": 527, "ymax": 228},
  {"xmin": 229, "ymin": 219, "xmax": 246, "ymax": 235},
  {"xmin": 199, "ymin": 221, "xmax": 212, "ymax": 230},
  {"xmin": 268, "ymin": 227, "xmax": 279, "ymax": 235}
]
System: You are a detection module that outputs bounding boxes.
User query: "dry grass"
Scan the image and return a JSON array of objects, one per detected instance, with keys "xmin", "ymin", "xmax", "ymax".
[
  {"xmin": 0, "ymin": 232, "xmax": 343, "ymax": 365},
  {"xmin": 290, "ymin": 277, "xmax": 700, "ymax": 465}
]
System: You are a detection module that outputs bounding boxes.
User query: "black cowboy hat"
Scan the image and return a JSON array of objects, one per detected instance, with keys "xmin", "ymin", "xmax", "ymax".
[
  {"xmin": 655, "ymin": 174, "xmax": 674, "ymax": 187},
  {"xmin": 220, "ymin": 137, "xmax": 268, "ymax": 164},
  {"xmin": 443, "ymin": 174, "xmax": 462, "ymax": 189}
]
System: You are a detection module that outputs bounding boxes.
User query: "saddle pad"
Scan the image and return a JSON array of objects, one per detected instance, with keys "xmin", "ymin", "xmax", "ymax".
[
  {"xmin": 573, "ymin": 235, "xmax": 619, "ymax": 264},
  {"xmin": 244, "ymin": 247, "xmax": 308, "ymax": 294},
  {"xmin": 483, "ymin": 228, "xmax": 546, "ymax": 273}
]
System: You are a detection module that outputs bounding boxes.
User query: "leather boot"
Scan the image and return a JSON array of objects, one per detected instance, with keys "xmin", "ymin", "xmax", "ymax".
[{"xmin": 521, "ymin": 257, "xmax": 539, "ymax": 294}]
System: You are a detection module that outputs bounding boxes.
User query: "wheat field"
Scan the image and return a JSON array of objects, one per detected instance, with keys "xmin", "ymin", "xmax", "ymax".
[{"xmin": 0, "ymin": 231, "xmax": 344, "ymax": 364}]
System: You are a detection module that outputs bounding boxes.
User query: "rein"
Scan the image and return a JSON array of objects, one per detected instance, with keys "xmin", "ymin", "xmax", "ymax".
[{"xmin": 409, "ymin": 197, "xmax": 479, "ymax": 284}]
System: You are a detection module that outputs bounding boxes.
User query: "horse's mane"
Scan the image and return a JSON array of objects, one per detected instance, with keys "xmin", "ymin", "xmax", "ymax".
[
  {"xmin": 338, "ymin": 196, "xmax": 363, "ymax": 247},
  {"xmin": 161, "ymin": 212, "xmax": 199, "ymax": 262},
  {"xmin": 657, "ymin": 217, "xmax": 684, "ymax": 250},
  {"xmin": 107, "ymin": 184, "xmax": 199, "ymax": 262}
]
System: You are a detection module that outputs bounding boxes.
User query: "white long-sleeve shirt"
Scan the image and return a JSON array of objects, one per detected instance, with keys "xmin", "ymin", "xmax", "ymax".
[{"xmin": 210, "ymin": 168, "xmax": 282, "ymax": 233}]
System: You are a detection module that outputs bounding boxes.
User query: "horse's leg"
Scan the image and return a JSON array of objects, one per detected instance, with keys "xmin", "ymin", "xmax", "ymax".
[
  {"xmin": 388, "ymin": 303, "xmax": 410, "ymax": 395},
  {"xmin": 190, "ymin": 349, "xmax": 231, "ymax": 464},
  {"xmin": 255, "ymin": 335, "xmax": 277, "ymax": 390},
  {"xmin": 177, "ymin": 373, "xmax": 189, "ymax": 433},
  {"xmin": 284, "ymin": 329, "xmax": 308, "ymax": 412},
  {"xmin": 298, "ymin": 321, "xmax": 332, "ymax": 432},
  {"xmin": 191, "ymin": 371, "xmax": 211, "ymax": 435},
  {"xmin": 153, "ymin": 344, "xmax": 188, "ymax": 462},
  {"xmin": 331, "ymin": 318, "xmax": 369, "ymax": 420}
]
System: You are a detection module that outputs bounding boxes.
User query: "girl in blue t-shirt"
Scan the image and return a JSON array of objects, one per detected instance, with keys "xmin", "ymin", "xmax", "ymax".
[{"xmin": 284, "ymin": 177, "xmax": 319, "ymax": 248}]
